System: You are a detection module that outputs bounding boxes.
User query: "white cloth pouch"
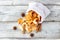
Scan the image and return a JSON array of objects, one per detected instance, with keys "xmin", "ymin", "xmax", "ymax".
[{"xmin": 26, "ymin": 2, "xmax": 50, "ymax": 23}]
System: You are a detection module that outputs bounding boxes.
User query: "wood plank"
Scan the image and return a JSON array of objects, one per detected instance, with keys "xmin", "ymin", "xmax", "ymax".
[
  {"xmin": 0, "ymin": 22, "xmax": 60, "ymax": 38},
  {"xmin": 0, "ymin": 6, "xmax": 60, "ymax": 21},
  {"xmin": 0, "ymin": 0, "xmax": 60, "ymax": 5}
]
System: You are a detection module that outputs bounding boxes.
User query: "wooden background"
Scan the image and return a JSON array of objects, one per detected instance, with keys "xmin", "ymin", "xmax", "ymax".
[{"xmin": 0, "ymin": 0, "xmax": 60, "ymax": 40}]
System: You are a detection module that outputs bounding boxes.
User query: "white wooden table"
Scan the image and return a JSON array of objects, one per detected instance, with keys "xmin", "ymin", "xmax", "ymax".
[{"xmin": 0, "ymin": 0, "xmax": 60, "ymax": 40}]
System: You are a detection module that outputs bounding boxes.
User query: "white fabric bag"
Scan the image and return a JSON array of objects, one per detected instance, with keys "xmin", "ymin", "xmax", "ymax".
[{"xmin": 26, "ymin": 2, "xmax": 50, "ymax": 23}]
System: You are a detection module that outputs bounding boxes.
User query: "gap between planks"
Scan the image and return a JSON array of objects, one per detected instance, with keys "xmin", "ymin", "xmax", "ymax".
[
  {"xmin": 0, "ymin": 21, "xmax": 60, "ymax": 23},
  {"xmin": 0, "ymin": 4, "xmax": 60, "ymax": 6}
]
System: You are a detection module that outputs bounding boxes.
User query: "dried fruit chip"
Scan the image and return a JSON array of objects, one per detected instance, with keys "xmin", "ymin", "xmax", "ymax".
[{"xmin": 18, "ymin": 18, "xmax": 23, "ymax": 24}]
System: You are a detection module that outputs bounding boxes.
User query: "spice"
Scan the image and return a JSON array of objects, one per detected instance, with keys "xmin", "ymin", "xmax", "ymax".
[
  {"xmin": 30, "ymin": 33, "xmax": 34, "ymax": 37},
  {"xmin": 21, "ymin": 12, "xmax": 25, "ymax": 17},
  {"xmin": 13, "ymin": 26, "xmax": 17, "ymax": 30}
]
